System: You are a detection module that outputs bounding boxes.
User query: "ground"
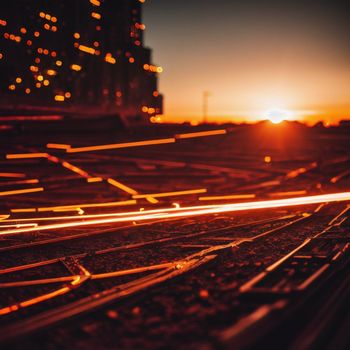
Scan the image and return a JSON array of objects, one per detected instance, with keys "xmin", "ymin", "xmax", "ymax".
[{"xmin": 0, "ymin": 120, "xmax": 349, "ymax": 349}]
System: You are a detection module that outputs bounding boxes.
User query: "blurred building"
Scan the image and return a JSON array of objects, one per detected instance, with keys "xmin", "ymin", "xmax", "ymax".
[{"xmin": 0, "ymin": 0, "xmax": 163, "ymax": 123}]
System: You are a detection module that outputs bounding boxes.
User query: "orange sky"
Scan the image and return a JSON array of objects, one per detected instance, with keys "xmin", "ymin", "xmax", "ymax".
[{"xmin": 144, "ymin": 1, "xmax": 350, "ymax": 125}]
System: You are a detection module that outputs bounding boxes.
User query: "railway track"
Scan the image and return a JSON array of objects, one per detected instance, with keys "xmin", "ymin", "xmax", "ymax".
[
  {"xmin": 1, "ymin": 125, "xmax": 350, "ymax": 349},
  {"xmin": 0, "ymin": 202, "xmax": 348, "ymax": 346}
]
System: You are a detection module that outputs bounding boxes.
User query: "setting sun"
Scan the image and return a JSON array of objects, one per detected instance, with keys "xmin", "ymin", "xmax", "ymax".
[{"xmin": 264, "ymin": 108, "xmax": 291, "ymax": 124}]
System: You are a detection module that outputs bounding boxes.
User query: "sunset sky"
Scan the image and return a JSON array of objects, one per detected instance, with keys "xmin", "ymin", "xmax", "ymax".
[{"xmin": 144, "ymin": 0, "xmax": 350, "ymax": 124}]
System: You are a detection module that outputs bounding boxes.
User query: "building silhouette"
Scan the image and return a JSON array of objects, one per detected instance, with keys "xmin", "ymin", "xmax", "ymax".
[{"xmin": 0, "ymin": 0, "xmax": 163, "ymax": 123}]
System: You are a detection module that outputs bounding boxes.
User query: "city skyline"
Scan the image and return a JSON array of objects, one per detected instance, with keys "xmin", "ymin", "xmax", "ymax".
[
  {"xmin": 144, "ymin": 0, "xmax": 350, "ymax": 125},
  {"xmin": 0, "ymin": 0, "xmax": 162, "ymax": 123}
]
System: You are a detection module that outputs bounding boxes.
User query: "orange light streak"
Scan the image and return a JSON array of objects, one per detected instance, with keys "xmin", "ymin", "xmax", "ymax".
[
  {"xmin": 38, "ymin": 200, "xmax": 137, "ymax": 213},
  {"xmin": 6, "ymin": 153, "xmax": 49, "ymax": 159},
  {"xmin": 175, "ymin": 129, "xmax": 227, "ymax": 139},
  {"xmin": 269, "ymin": 190, "xmax": 307, "ymax": 198},
  {"xmin": 67, "ymin": 138, "xmax": 176, "ymax": 153},
  {"xmin": 46, "ymin": 155, "xmax": 59, "ymax": 163},
  {"xmin": 66, "ymin": 130, "xmax": 230, "ymax": 154},
  {"xmin": 146, "ymin": 196, "xmax": 160, "ymax": 204},
  {"xmin": 330, "ymin": 170, "xmax": 350, "ymax": 184},
  {"xmin": 2, "ymin": 192, "xmax": 350, "ymax": 236},
  {"xmin": 87, "ymin": 177, "xmax": 103, "ymax": 183},
  {"xmin": 78, "ymin": 45, "xmax": 96, "ymax": 55},
  {"xmin": 90, "ymin": 0, "xmax": 101, "ymax": 6},
  {"xmin": 0, "ymin": 223, "xmax": 38, "ymax": 229},
  {"xmin": 0, "ymin": 172, "xmax": 26, "ymax": 178},
  {"xmin": 0, "ymin": 179, "xmax": 39, "ymax": 186},
  {"xmin": 0, "ymin": 262, "xmax": 174, "ymax": 288},
  {"xmin": 8, "ymin": 200, "xmax": 137, "ymax": 217},
  {"xmin": 4, "ymin": 202, "xmax": 210, "ymax": 224},
  {"xmin": 0, "ymin": 187, "xmax": 44, "ymax": 197},
  {"xmin": 46, "ymin": 143, "xmax": 71, "ymax": 150},
  {"xmin": 133, "ymin": 188, "xmax": 207, "ymax": 199},
  {"xmin": 286, "ymin": 162, "xmax": 317, "ymax": 179},
  {"xmin": 61, "ymin": 161, "xmax": 90, "ymax": 178},
  {"xmin": 107, "ymin": 178, "xmax": 138, "ymax": 195},
  {"xmin": 199, "ymin": 194, "xmax": 256, "ymax": 201},
  {"xmin": 0, "ymin": 271, "xmax": 89, "ymax": 315},
  {"xmin": 10, "ymin": 208, "xmax": 36, "ymax": 213}
]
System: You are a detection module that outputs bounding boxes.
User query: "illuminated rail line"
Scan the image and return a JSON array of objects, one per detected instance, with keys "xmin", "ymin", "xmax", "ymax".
[
  {"xmin": 2, "ymin": 204, "xmax": 338, "ymax": 344},
  {"xmin": 0, "ymin": 214, "xmax": 309, "ymax": 325},
  {"xmin": 220, "ymin": 206, "xmax": 350, "ymax": 345},
  {"xmin": 0, "ymin": 214, "xmax": 296, "ymax": 268},
  {"xmin": 0, "ymin": 200, "xmax": 348, "ymax": 343},
  {"xmin": 0, "ymin": 255, "xmax": 215, "ymax": 343},
  {"xmin": 1, "ymin": 192, "xmax": 350, "ymax": 236}
]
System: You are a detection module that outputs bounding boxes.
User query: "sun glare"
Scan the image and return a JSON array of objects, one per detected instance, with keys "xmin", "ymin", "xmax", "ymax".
[{"xmin": 265, "ymin": 108, "xmax": 291, "ymax": 124}]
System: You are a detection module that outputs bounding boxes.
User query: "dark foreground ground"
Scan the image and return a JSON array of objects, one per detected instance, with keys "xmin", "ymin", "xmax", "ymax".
[{"xmin": 0, "ymin": 119, "xmax": 350, "ymax": 349}]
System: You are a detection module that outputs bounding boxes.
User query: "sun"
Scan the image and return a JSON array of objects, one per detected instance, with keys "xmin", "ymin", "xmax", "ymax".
[{"xmin": 265, "ymin": 108, "xmax": 291, "ymax": 124}]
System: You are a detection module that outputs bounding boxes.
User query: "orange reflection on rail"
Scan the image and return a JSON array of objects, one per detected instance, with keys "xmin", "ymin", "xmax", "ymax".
[
  {"xmin": 9, "ymin": 200, "xmax": 136, "ymax": 216},
  {"xmin": 133, "ymin": 188, "xmax": 207, "ymax": 199},
  {"xmin": 199, "ymin": 194, "xmax": 256, "ymax": 201},
  {"xmin": 61, "ymin": 161, "xmax": 90, "ymax": 178},
  {"xmin": 67, "ymin": 138, "xmax": 176, "ymax": 153},
  {"xmin": 0, "ymin": 179, "xmax": 39, "ymax": 186},
  {"xmin": 46, "ymin": 143, "xmax": 71, "ymax": 150},
  {"xmin": 107, "ymin": 178, "xmax": 138, "ymax": 195},
  {"xmin": 0, "ymin": 172, "xmax": 26, "ymax": 178},
  {"xmin": 0, "ymin": 271, "xmax": 89, "ymax": 315},
  {"xmin": 175, "ymin": 129, "xmax": 227, "ymax": 139},
  {"xmin": 0, "ymin": 187, "xmax": 44, "ymax": 196},
  {"xmin": 6, "ymin": 153, "xmax": 49, "ymax": 159},
  {"xmin": 87, "ymin": 177, "xmax": 103, "ymax": 183},
  {"xmin": 269, "ymin": 190, "xmax": 307, "ymax": 198}
]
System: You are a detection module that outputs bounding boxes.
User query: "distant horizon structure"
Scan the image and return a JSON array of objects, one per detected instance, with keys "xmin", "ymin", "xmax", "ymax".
[{"xmin": 0, "ymin": 0, "xmax": 163, "ymax": 123}]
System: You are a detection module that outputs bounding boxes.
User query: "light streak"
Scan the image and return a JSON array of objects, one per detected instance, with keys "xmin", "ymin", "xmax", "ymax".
[
  {"xmin": 0, "ymin": 267, "xmax": 90, "ymax": 315},
  {"xmin": 0, "ymin": 262, "xmax": 174, "ymax": 288},
  {"xmin": 37, "ymin": 200, "xmax": 136, "ymax": 213},
  {"xmin": 286, "ymin": 162, "xmax": 317, "ymax": 179},
  {"xmin": 330, "ymin": 170, "xmax": 350, "ymax": 184},
  {"xmin": 11, "ymin": 208, "xmax": 36, "ymax": 213},
  {"xmin": 78, "ymin": 45, "xmax": 95, "ymax": 55},
  {"xmin": 0, "ymin": 173, "xmax": 26, "ymax": 178},
  {"xmin": 8, "ymin": 200, "xmax": 137, "ymax": 217},
  {"xmin": 0, "ymin": 187, "xmax": 44, "ymax": 197},
  {"xmin": 90, "ymin": 0, "xmax": 101, "ymax": 6},
  {"xmin": 1, "ymin": 192, "xmax": 350, "ymax": 236},
  {"xmin": 52, "ymin": 208, "xmax": 83, "ymax": 213},
  {"xmin": 0, "ymin": 223, "xmax": 38, "ymax": 229},
  {"xmin": 107, "ymin": 178, "xmax": 158, "ymax": 204},
  {"xmin": 65, "ymin": 129, "xmax": 228, "ymax": 154},
  {"xmin": 67, "ymin": 138, "xmax": 176, "ymax": 153},
  {"xmin": 199, "ymin": 194, "xmax": 256, "ymax": 201},
  {"xmin": 87, "ymin": 177, "xmax": 103, "ymax": 183},
  {"xmin": 133, "ymin": 188, "xmax": 207, "ymax": 199},
  {"xmin": 269, "ymin": 190, "xmax": 307, "ymax": 198},
  {"xmin": 175, "ymin": 129, "xmax": 227, "ymax": 139},
  {"xmin": 6, "ymin": 153, "xmax": 49, "ymax": 159},
  {"xmin": 145, "ymin": 196, "xmax": 159, "ymax": 204},
  {"xmin": 61, "ymin": 161, "xmax": 90, "ymax": 178},
  {"xmin": 107, "ymin": 178, "xmax": 138, "ymax": 195},
  {"xmin": 0, "ymin": 179, "xmax": 39, "ymax": 186},
  {"xmin": 3, "ymin": 202, "xmax": 216, "ymax": 224},
  {"xmin": 46, "ymin": 143, "xmax": 71, "ymax": 150}
]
